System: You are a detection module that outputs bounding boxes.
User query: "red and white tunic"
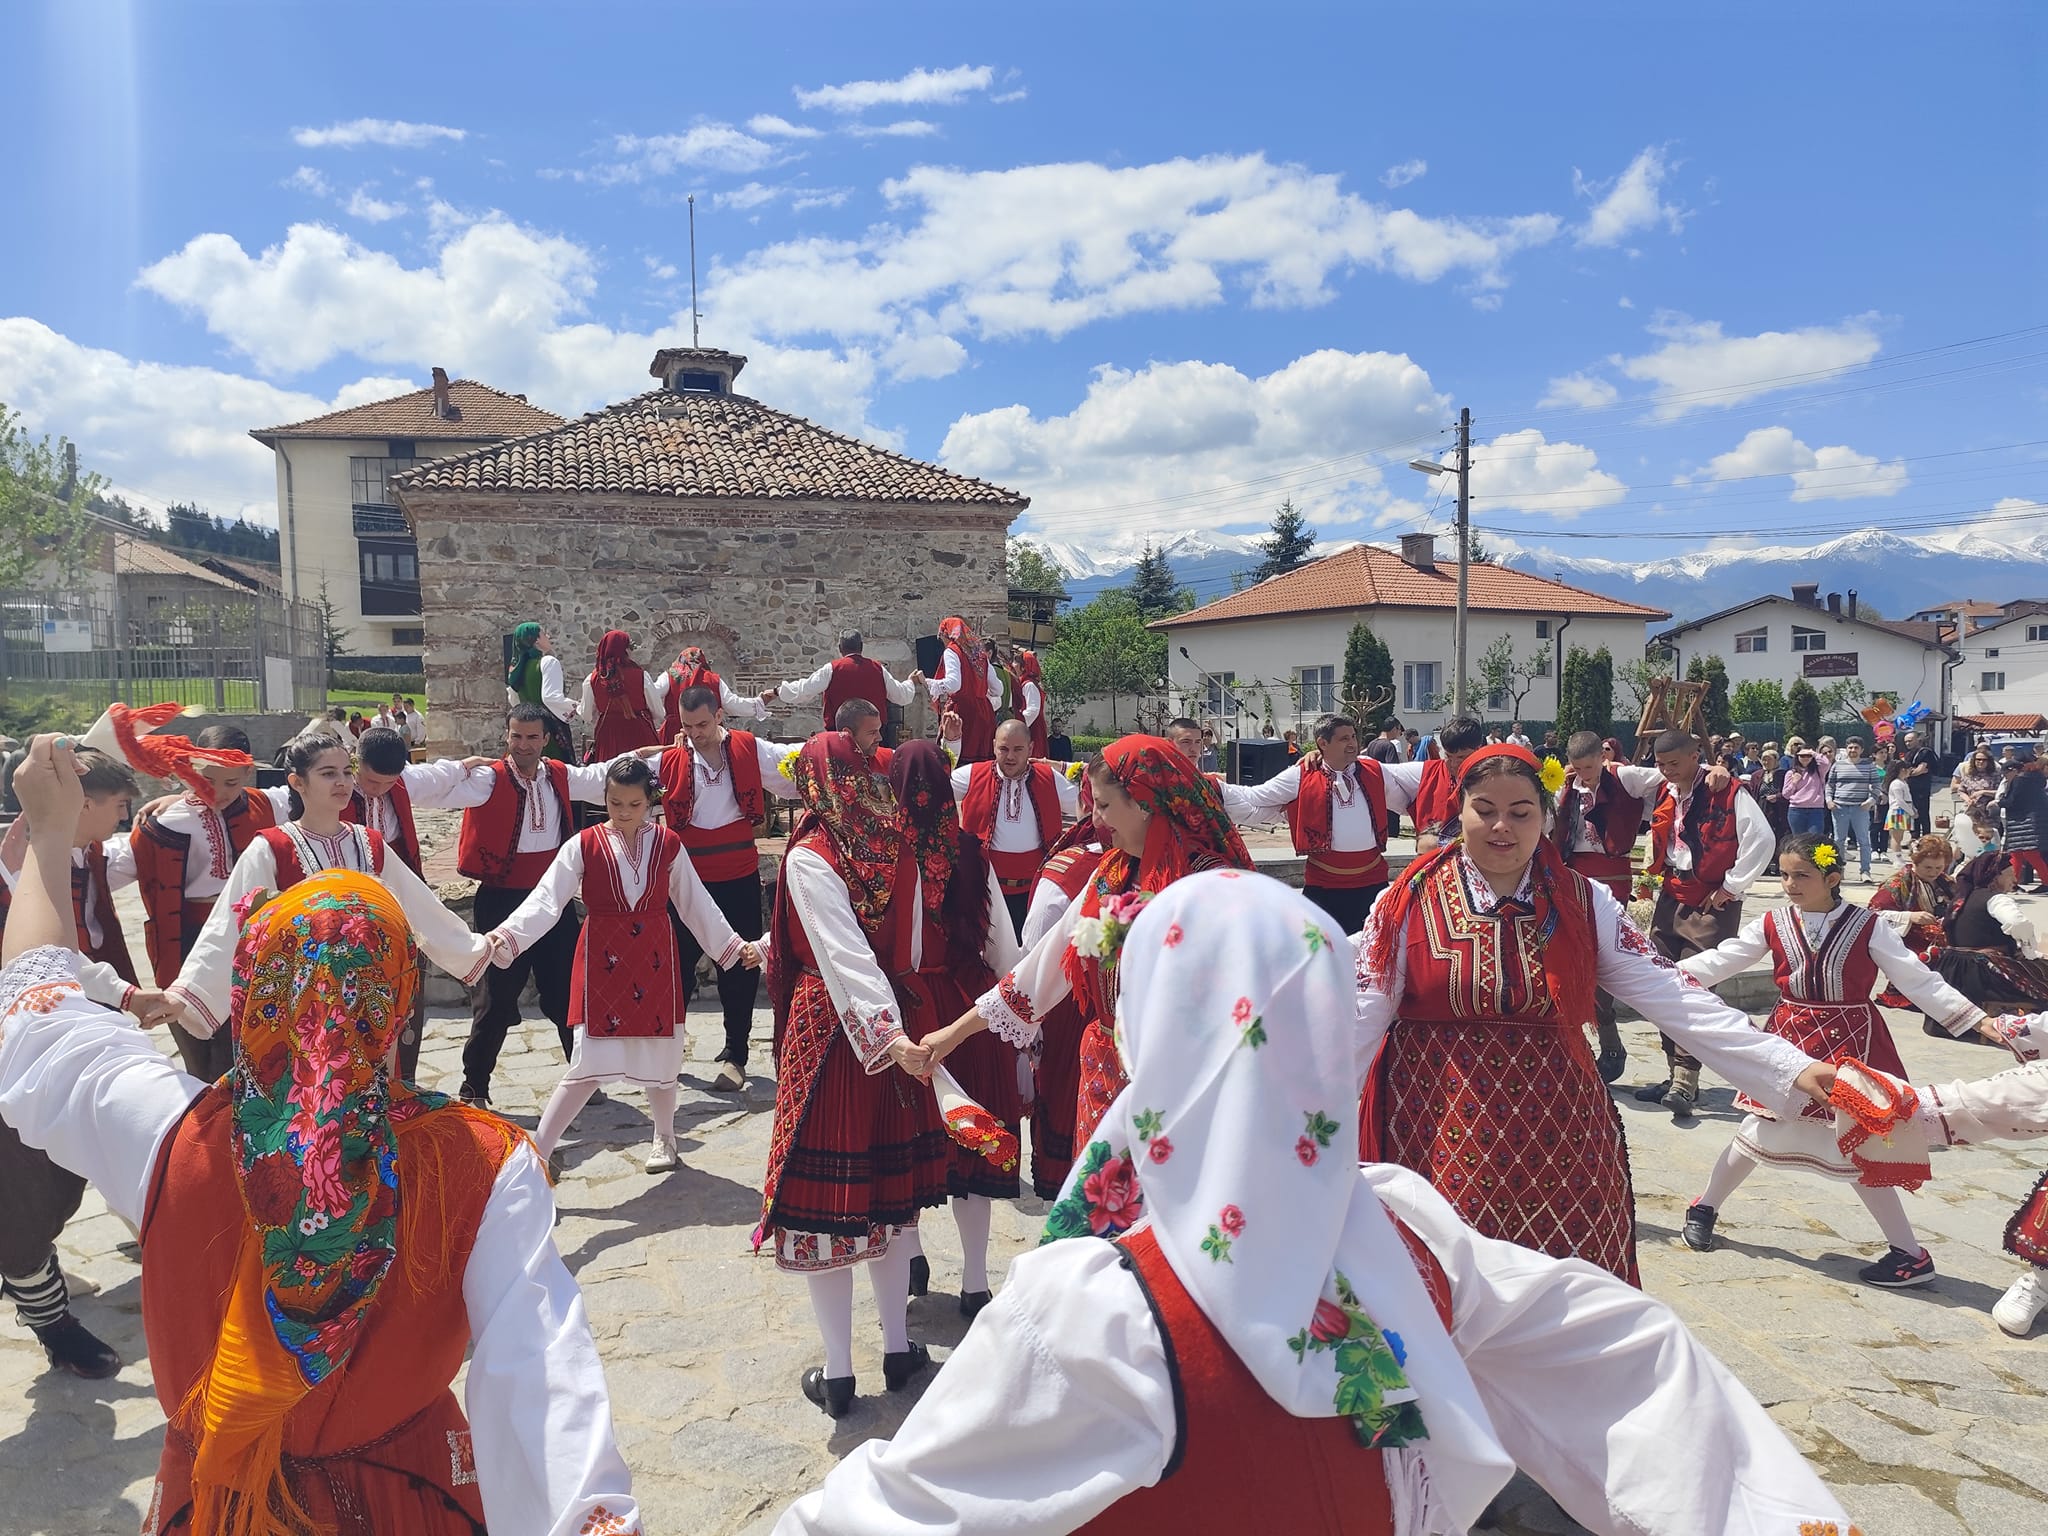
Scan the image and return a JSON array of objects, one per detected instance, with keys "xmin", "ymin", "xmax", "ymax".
[
  {"xmin": 1232, "ymin": 757, "xmax": 1414, "ymax": 891},
  {"xmin": 1680, "ymin": 903, "xmax": 1984, "ymax": 1181},
  {"xmin": 489, "ymin": 823, "xmax": 745, "ymax": 1088},
  {"xmin": 166, "ymin": 822, "xmax": 492, "ymax": 1038},
  {"xmin": 950, "ymin": 760, "xmax": 1080, "ymax": 899}
]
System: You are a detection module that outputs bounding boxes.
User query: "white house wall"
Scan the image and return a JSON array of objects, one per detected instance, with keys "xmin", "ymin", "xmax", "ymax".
[
  {"xmin": 1956, "ymin": 618, "xmax": 2048, "ymax": 719},
  {"xmin": 1166, "ymin": 609, "xmax": 1654, "ymax": 735}
]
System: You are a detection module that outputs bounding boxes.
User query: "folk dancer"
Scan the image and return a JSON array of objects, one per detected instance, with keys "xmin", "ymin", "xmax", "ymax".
[
  {"xmin": 579, "ymin": 629, "xmax": 664, "ymax": 759},
  {"xmin": 926, "ymin": 616, "xmax": 1003, "ymax": 765},
  {"xmin": 1933, "ymin": 850, "xmax": 2048, "ymax": 1011},
  {"xmin": 658, "ymin": 644, "xmax": 768, "ymax": 745},
  {"xmin": 943, "ymin": 715, "xmax": 1079, "ymax": 940},
  {"xmin": 506, "ymin": 620, "xmax": 579, "ymax": 762},
  {"xmin": 1394, "ymin": 716, "xmax": 1489, "ymax": 852},
  {"xmin": 1354, "ymin": 745, "xmax": 1832, "ymax": 1284},
  {"xmin": 487, "ymin": 757, "xmax": 760, "ymax": 1175},
  {"xmin": 1015, "ymin": 649, "xmax": 1048, "ymax": 758},
  {"xmin": 775, "ymin": 872, "xmax": 1857, "ymax": 1536},
  {"xmin": 0, "ymin": 738, "xmax": 641, "ymax": 1532},
  {"xmin": 1015, "ymin": 774, "xmax": 1105, "ymax": 1199},
  {"xmin": 646, "ymin": 685, "xmax": 804, "ymax": 1091},
  {"xmin": 769, "ymin": 630, "xmax": 919, "ymax": 737}
]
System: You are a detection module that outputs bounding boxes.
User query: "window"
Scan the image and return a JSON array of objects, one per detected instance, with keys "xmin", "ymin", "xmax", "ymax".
[
  {"xmin": 1734, "ymin": 627, "xmax": 1768, "ymax": 654},
  {"xmin": 349, "ymin": 455, "xmax": 417, "ymax": 508},
  {"xmin": 390, "ymin": 627, "xmax": 425, "ymax": 647},
  {"xmin": 1205, "ymin": 671, "xmax": 1239, "ymax": 719},
  {"xmin": 1297, "ymin": 664, "xmax": 1336, "ymax": 713},
  {"xmin": 1486, "ymin": 686, "xmax": 1510, "ymax": 711},
  {"xmin": 1534, "ymin": 620, "xmax": 1551, "ymax": 640},
  {"xmin": 357, "ymin": 536, "xmax": 422, "ymax": 616},
  {"xmin": 1983, "ymin": 671, "xmax": 2007, "ymax": 692},
  {"xmin": 1986, "ymin": 648, "xmax": 2000, "ymax": 659},
  {"xmin": 1791, "ymin": 625, "xmax": 1827, "ymax": 652},
  {"xmin": 2028, "ymin": 624, "xmax": 2048, "ymax": 642},
  {"xmin": 1403, "ymin": 662, "xmax": 1439, "ymax": 712}
]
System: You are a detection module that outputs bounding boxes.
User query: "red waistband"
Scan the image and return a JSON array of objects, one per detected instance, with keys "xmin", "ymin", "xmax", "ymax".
[
  {"xmin": 988, "ymin": 846, "xmax": 1045, "ymax": 894},
  {"xmin": 681, "ymin": 819, "xmax": 759, "ymax": 883},
  {"xmin": 1305, "ymin": 847, "xmax": 1388, "ymax": 890}
]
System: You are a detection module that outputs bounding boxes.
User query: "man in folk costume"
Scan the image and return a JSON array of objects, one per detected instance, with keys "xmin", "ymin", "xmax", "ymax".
[
  {"xmin": 1230, "ymin": 713, "xmax": 1419, "ymax": 936},
  {"xmin": 926, "ymin": 616, "xmax": 1003, "ymax": 765},
  {"xmin": 647, "ymin": 684, "xmax": 804, "ymax": 1092},
  {"xmin": 776, "ymin": 874, "xmax": 1859, "ymax": 1536},
  {"xmin": 941, "ymin": 715, "xmax": 1080, "ymax": 940},
  {"xmin": 0, "ymin": 744, "xmax": 642, "ymax": 1533},
  {"xmin": 438, "ymin": 704, "xmax": 624, "ymax": 1105},
  {"xmin": 122, "ymin": 712, "xmax": 292, "ymax": 1081},
  {"xmin": 505, "ymin": 620, "xmax": 579, "ymax": 762},
  {"xmin": 1381, "ymin": 715, "xmax": 1488, "ymax": 852},
  {"xmin": 658, "ymin": 644, "xmax": 768, "ymax": 745},
  {"xmin": 579, "ymin": 629, "xmax": 664, "ymax": 759},
  {"xmin": 769, "ymin": 630, "xmax": 920, "ymax": 736},
  {"xmin": 1633, "ymin": 728, "xmax": 1775, "ymax": 1118}
]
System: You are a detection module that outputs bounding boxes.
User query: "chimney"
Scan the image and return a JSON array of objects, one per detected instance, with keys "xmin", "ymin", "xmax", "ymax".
[
  {"xmin": 1399, "ymin": 532, "xmax": 1438, "ymax": 570},
  {"xmin": 430, "ymin": 367, "xmax": 454, "ymax": 420},
  {"xmin": 1790, "ymin": 582, "xmax": 1821, "ymax": 607},
  {"xmin": 1847, "ymin": 589, "xmax": 1858, "ymax": 618},
  {"xmin": 650, "ymin": 347, "xmax": 747, "ymax": 395},
  {"xmin": 1826, "ymin": 592, "xmax": 1841, "ymax": 616}
]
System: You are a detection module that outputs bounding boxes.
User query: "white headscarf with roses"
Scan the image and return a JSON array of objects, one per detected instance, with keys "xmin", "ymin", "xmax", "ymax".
[{"xmin": 1096, "ymin": 872, "xmax": 1511, "ymax": 1534}]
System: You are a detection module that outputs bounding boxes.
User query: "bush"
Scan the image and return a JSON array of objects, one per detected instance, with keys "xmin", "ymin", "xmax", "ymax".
[
  {"xmin": 1067, "ymin": 733, "xmax": 1118, "ymax": 757},
  {"xmin": 330, "ymin": 670, "xmax": 425, "ymax": 696}
]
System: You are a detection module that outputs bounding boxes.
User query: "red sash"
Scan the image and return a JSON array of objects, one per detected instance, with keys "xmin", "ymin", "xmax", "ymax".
[
  {"xmin": 1286, "ymin": 757, "xmax": 1389, "ymax": 890},
  {"xmin": 959, "ymin": 762, "xmax": 1063, "ymax": 895}
]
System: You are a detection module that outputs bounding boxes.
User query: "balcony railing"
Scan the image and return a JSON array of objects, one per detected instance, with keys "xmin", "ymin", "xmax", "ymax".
[{"xmin": 352, "ymin": 504, "xmax": 411, "ymax": 537}]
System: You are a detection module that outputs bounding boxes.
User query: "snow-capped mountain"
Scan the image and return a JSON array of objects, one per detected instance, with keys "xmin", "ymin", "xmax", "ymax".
[{"xmin": 1019, "ymin": 529, "xmax": 1262, "ymax": 582}]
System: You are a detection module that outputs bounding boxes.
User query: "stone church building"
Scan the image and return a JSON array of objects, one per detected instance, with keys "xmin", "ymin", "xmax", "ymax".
[{"xmin": 394, "ymin": 348, "xmax": 1027, "ymax": 752}]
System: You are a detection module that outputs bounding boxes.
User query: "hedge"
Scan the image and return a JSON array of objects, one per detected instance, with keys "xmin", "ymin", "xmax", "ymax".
[{"xmin": 331, "ymin": 670, "xmax": 426, "ymax": 695}]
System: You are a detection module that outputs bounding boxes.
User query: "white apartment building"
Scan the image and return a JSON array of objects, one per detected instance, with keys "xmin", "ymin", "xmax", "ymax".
[
  {"xmin": 250, "ymin": 370, "xmax": 562, "ymax": 660},
  {"xmin": 1152, "ymin": 533, "xmax": 1668, "ymax": 737},
  {"xmin": 1954, "ymin": 609, "xmax": 2048, "ymax": 723}
]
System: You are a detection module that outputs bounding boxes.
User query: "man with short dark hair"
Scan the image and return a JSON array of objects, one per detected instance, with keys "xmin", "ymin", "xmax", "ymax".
[
  {"xmin": 942, "ymin": 717, "xmax": 1079, "ymax": 939},
  {"xmin": 771, "ymin": 632, "xmax": 920, "ymax": 734},
  {"xmin": 1164, "ymin": 718, "xmax": 1204, "ymax": 761},
  {"xmin": 1903, "ymin": 729, "xmax": 1938, "ymax": 838},
  {"xmin": 1380, "ymin": 716, "xmax": 1487, "ymax": 852},
  {"xmin": 836, "ymin": 697, "xmax": 886, "ymax": 760}
]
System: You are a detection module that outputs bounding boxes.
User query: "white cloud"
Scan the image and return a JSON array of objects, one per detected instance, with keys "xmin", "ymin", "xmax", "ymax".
[
  {"xmin": 591, "ymin": 125, "xmax": 780, "ymax": 182},
  {"xmin": 715, "ymin": 182, "xmax": 785, "ymax": 211},
  {"xmin": 1618, "ymin": 295, "xmax": 1634, "ymax": 308},
  {"xmin": 710, "ymin": 154, "xmax": 1561, "ymax": 371},
  {"xmin": 992, "ymin": 89, "xmax": 1028, "ymax": 105},
  {"xmin": 1701, "ymin": 426, "xmax": 1910, "ymax": 501},
  {"xmin": 1466, "ymin": 428, "xmax": 1625, "ymax": 518},
  {"xmin": 712, "ymin": 181, "xmax": 851, "ymax": 213},
  {"xmin": 792, "ymin": 189, "xmax": 850, "ymax": 212},
  {"xmin": 644, "ymin": 255, "xmax": 679, "ymax": 280},
  {"xmin": 1538, "ymin": 371, "xmax": 1619, "ymax": 409},
  {"xmin": 292, "ymin": 118, "xmax": 466, "ymax": 150},
  {"xmin": 1617, "ymin": 312, "xmax": 1885, "ymax": 418},
  {"xmin": 940, "ymin": 348, "xmax": 1449, "ymax": 541},
  {"xmin": 851, "ymin": 120, "xmax": 940, "ymax": 138},
  {"xmin": 1380, "ymin": 159, "xmax": 1427, "ymax": 189},
  {"xmin": 283, "ymin": 166, "xmax": 331, "ymax": 197},
  {"xmin": 746, "ymin": 114, "xmax": 823, "ymax": 140},
  {"xmin": 345, "ymin": 189, "xmax": 406, "ymax": 223},
  {"xmin": 796, "ymin": 64, "xmax": 994, "ymax": 113},
  {"xmin": 1574, "ymin": 145, "xmax": 1684, "ymax": 248}
]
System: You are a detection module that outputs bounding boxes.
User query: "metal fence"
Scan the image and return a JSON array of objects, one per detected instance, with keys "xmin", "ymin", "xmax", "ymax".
[{"xmin": 0, "ymin": 582, "xmax": 328, "ymax": 718}]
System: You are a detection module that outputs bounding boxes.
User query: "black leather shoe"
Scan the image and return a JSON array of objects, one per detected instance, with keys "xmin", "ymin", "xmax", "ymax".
[
  {"xmin": 801, "ymin": 1367, "xmax": 854, "ymax": 1418},
  {"xmin": 1633, "ymin": 1080, "xmax": 1670, "ymax": 1104},
  {"xmin": 959, "ymin": 1290, "xmax": 993, "ymax": 1320},
  {"xmin": 908, "ymin": 1255, "xmax": 930, "ymax": 1298},
  {"xmin": 33, "ymin": 1315, "xmax": 121, "ymax": 1379},
  {"xmin": 882, "ymin": 1342, "xmax": 931, "ymax": 1392},
  {"xmin": 1681, "ymin": 1203, "xmax": 1718, "ymax": 1252},
  {"xmin": 458, "ymin": 1083, "xmax": 490, "ymax": 1107},
  {"xmin": 1596, "ymin": 1041, "xmax": 1628, "ymax": 1085}
]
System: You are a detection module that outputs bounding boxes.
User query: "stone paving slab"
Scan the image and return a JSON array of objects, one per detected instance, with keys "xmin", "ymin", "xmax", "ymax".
[{"xmin": 6, "ymin": 868, "xmax": 2048, "ymax": 1533}]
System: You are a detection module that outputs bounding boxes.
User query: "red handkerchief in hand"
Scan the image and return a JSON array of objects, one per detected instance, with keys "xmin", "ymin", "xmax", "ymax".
[
  {"xmin": 1831, "ymin": 1059, "xmax": 1930, "ymax": 1190},
  {"xmin": 932, "ymin": 1063, "xmax": 1020, "ymax": 1174}
]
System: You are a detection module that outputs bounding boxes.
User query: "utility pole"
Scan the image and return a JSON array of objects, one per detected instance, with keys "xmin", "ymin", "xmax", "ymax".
[
  {"xmin": 1451, "ymin": 405, "xmax": 1472, "ymax": 718},
  {"xmin": 688, "ymin": 195, "xmax": 701, "ymax": 346}
]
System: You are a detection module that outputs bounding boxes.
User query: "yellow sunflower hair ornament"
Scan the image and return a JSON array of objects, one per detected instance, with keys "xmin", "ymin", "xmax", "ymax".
[
  {"xmin": 779, "ymin": 748, "xmax": 803, "ymax": 783},
  {"xmin": 1811, "ymin": 842, "xmax": 1839, "ymax": 870},
  {"xmin": 1065, "ymin": 760, "xmax": 1087, "ymax": 784},
  {"xmin": 1539, "ymin": 756, "xmax": 1568, "ymax": 795}
]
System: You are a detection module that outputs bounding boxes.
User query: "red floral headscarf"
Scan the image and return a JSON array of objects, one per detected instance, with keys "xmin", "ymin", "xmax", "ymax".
[
  {"xmin": 890, "ymin": 740, "xmax": 993, "ymax": 965},
  {"xmin": 594, "ymin": 629, "xmax": 632, "ymax": 686},
  {"xmin": 669, "ymin": 645, "xmax": 711, "ymax": 686},
  {"xmin": 1015, "ymin": 649, "xmax": 1042, "ymax": 684},
  {"xmin": 938, "ymin": 616, "xmax": 976, "ymax": 647},
  {"xmin": 1087, "ymin": 735, "xmax": 1251, "ymax": 910}
]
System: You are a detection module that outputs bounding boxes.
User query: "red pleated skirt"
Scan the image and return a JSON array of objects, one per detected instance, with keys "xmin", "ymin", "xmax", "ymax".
[
  {"xmin": 1030, "ymin": 996, "xmax": 1087, "ymax": 1198},
  {"xmin": 1075, "ymin": 1018, "xmax": 1128, "ymax": 1153},
  {"xmin": 900, "ymin": 968, "xmax": 1022, "ymax": 1200}
]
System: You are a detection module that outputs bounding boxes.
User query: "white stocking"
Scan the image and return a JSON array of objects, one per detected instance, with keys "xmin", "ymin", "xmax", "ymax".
[
  {"xmin": 1699, "ymin": 1140, "xmax": 1758, "ymax": 1211},
  {"xmin": 868, "ymin": 1232, "xmax": 913, "ymax": 1353},
  {"xmin": 534, "ymin": 1078, "xmax": 599, "ymax": 1159},
  {"xmin": 805, "ymin": 1266, "xmax": 856, "ymax": 1379},
  {"xmin": 647, "ymin": 1083, "xmax": 678, "ymax": 1147},
  {"xmin": 896, "ymin": 1223, "xmax": 924, "ymax": 1261},
  {"xmin": 1856, "ymin": 1185, "xmax": 1921, "ymax": 1254},
  {"xmin": 952, "ymin": 1195, "xmax": 992, "ymax": 1293}
]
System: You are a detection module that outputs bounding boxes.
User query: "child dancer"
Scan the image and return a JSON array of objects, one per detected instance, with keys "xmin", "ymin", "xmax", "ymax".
[
  {"xmin": 486, "ymin": 756, "xmax": 760, "ymax": 1174},
  {"xmin": 1678, "ymin": 830, "xmax": 2012, "ymax": 1288}
]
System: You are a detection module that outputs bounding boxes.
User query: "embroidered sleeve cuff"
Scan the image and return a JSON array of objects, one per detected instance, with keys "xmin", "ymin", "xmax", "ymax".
[
  {"xmin": 714, "ymin": 933, "xmax": 746, "ymax": 970},
  {"xmin": 169, "ymin": 983, "xmax": 223, "ymax": 1039},
  {"xmin": 845, "ymin": 1005, "xmax": 904, "ymax": 1072},
  {"xmin": 457, "ymin": 944, "xmax": 492, "ymax": 987},
  {"xmin": 976, "ymin": 974, "xmax": 1040, "ymax": 1049},
  {"xmin": 0, "ymin": 946, "xmax": 84, "ymax": 1022},
  {"xmin": 1940, "ymin": 1003, "xmax": 1988, "ymax": 1038}
]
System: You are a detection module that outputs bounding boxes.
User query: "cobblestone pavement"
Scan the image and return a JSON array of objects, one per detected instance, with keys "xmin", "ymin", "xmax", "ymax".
[{"xmin": 4, "ymin": 888, "xmax": 2048, "ymax": 1532}]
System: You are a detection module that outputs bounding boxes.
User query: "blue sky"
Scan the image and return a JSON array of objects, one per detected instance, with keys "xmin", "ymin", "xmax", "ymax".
[{"xmin": 4, "ymin": 0, "xmax": 2044, "ymax": 577}]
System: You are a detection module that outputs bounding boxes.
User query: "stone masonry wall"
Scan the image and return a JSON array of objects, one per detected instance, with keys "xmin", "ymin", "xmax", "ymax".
[{"xmin": 407, "ymin": 493, "xmax": 1014, "ymax": 753}]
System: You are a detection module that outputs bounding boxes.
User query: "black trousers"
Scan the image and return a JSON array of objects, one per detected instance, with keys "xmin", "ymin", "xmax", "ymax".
[
  {"xmin": 1911, "ymin": 786, "xmax": 1933, "ymax": 840},
  {"xmin": 463, "ymin": 882, "xmax": 579, "ymax": 1096},
  {"xmin": 0, "ymin": 1115, "xmax": 84, "ymax": 1286},
  {"xmin": 1650, "ymin": 890, "xmax": 1743, "ymax": 1072},
  {"xmin": 1304, "ymin": 881, "xmax": 1385, "ymax": 938},
  {"xmin": 678, "ymin": 870, "xmax": 765, "ymax": 1066},
  {"xmin": 1001, "ymin": 890, "xmax": 1030, "ymax": 945}
]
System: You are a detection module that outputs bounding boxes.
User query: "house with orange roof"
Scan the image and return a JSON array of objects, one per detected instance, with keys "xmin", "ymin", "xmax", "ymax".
[{"xmin": 1150, "ymin": 532, "xmax": 1669, "ymax": 737}]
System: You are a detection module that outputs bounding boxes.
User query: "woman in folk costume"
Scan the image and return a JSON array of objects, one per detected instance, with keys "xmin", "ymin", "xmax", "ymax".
[
  {"xmin": 486, "ymin": 756, "xmax": 760, "ymax": 1176},
  {"xmin": 657, "ymin": 645, "xmax": 767, "ymax": 744},
  {"xmin": 1934, "ymin": 849, "xmax": 2048, "ymax": 1010},
  {"xmin": 579, "ymin": 629, "xmax": 663, "ymax": 760},
  {"xmin": 880, "ymin": 742, "xmax": 1023, "ymax": 1318},
  {"xmin": 774, "ymin": 873, "xmax": 1856, "ymax": 1536},
  {"xmin": 1865, "ymin": 834, "xmax": 1958, "ymax": 1015},
  {"xmin": 0, "ymin": 739, "xmax": 640, "ymax": 1535},
  {"xmin": 925, "ymin": 616, "xmax": 1001, "ymax": 765},
  {"xmin": 920, "ymin": 735, "xmax": 1254, "ymax": 1151},
  {"xmin": 506, "ymin": 620, "xmax": 578, "ymax": 762},
  {"xmin": 1353, "ymin": 744, "xmax": 1833, "ymax": 1284},
  {"xmin": 1015, "ymin": 648, "xmax": 1049, "ymax": 758},
  {"xmin": 756, "ymin": 732, "xmax": 951, "ymax": 1417},
  {"xmin": 1019, "ymin": 765, "xmax": 1103, "ymax": 1199},
  {"xmin": 1676, "ymin": 831, "xmax": 2015, "ymax": 1288},
  {"xmin": 165, "ymin": 735, "xmax": 491, "ymax": 1059}
]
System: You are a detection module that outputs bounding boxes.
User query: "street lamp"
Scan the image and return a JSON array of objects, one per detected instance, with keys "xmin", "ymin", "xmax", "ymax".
[{"xmin": 1408, "ymin": 410, "xmax": 1473, "ymax": 719}]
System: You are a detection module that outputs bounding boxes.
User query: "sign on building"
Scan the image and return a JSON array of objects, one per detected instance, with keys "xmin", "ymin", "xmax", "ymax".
[
  {"xmin": 1802, "ymin": 652, "xmax": 1860, "ymax": 678},
  {"xmin": 41, "ymin": 619, "xmax": 92, "ymax": 653}
]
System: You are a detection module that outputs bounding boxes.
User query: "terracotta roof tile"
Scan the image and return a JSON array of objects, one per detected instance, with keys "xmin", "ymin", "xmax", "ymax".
[
  {"xmin": 251, "ymin": 381, "xmax": 565, "ymax": 443},
  {"xmin": 1151, "ymin": 544, "xmax": 1669, "ymax": 628},
  {"xmin": 1957, "ymin": 712, "xmax": 2047, "ymax": 731},
  {"xmin": 391, "ymin": 389, "xmax": 1028, "ymax": 508}
]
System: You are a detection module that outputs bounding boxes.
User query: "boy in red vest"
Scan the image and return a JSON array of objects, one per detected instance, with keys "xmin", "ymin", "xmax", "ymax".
[
  {"xmin": 771, "ymin": 630, "xmax": 920, "ymax": 738},
  {"xmin": 1382, "ymin": 716, "xmax": 1488, "ymax": 853},
  {"xmin": 437, "ymin": 704, "xmax": 622, "ymax": 1105},
  {"xmin": 943, "ymin": 717, "xmax": 1079, "ymax": 939},
  {"xmin": 649, "ymin": 684, "xmax": 805, "ymax": 1091},
  {"xmin": 1635, "ymin": 728, "xmax": 1774, "ymax": 1117},
  {"xmin": 128, "ymin": 724, "xmax": 290, "ymax": 1081}
]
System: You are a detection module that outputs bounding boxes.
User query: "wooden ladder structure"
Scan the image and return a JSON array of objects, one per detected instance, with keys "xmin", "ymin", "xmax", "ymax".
[{"xmin": 1633, "ymin": 679, "xmax": 1708, "ymax": 763}]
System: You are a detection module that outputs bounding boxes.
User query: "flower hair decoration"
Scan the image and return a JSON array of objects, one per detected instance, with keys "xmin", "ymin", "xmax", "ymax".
[
  {"xmin": 1538, "ymin": 756, "xmax": 1567, "ymax": 795},
  {"xmin": 1811, "ymin": 842, "xmax": 1839, "ymax": 870}
]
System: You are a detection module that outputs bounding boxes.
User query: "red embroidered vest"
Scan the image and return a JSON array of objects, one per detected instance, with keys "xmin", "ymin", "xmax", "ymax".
[
  {"xmin": 138, "ymin": 1086, "xmax": 510, "ymax": 1535},
  {"xmin": 1287, "ymin": 758, "xmax": 1390, "ymax": 890},
  {"xmin": 455, "ymin": 759, "xmax": 574, "ymax": 889},
  {"xmin": 1763, "ymin": 905, "xmax": 1880, "ymax": 1005},
  {"xmin": 258, "ymin": 825, "xmax": 387, "ymax": 890},
  {"xmin": 1398, "ymin": 858, "xmax": 1593, "ymax": 1028},
  {"xmin": 132, "ymin": 792, "xmax": 278, "ymax": 986},
  {"xmin": 1654, "ymin": 777, "xmax": 1744, "ymax": 907},
  {"xmin": 570, "ymin": 825, "xmax": 686, "ymax": 1037},
  {"xmin": 823, "ymin": 655, "xmax": 888, "ymax": 726},
  {"xmin": 1414, "ymin": 757, "xmax": 1457, "ymax": 839},
  {"xmin": 344, "ymin": 781, "xmax": 421, "ymax": 876},
  {"xmin": 960, "ymin": 761, "xmax": 1064, "ymax": 895},
  {"xmin": 1042, "ymin": 845, "xmax": 1104, "ymax": 903},
  {"xmin": 658, "ymin": 733, "xmax": 766, "ymax": 883}
]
